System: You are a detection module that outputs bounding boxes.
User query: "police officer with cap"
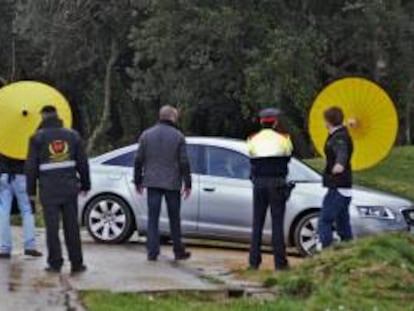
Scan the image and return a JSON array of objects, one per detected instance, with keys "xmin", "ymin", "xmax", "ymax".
[
  {"xmin": 26, "ymin": 105, "xmax": 90, "ymax": 274},
  {"xmin": 247, "ymin": 108, "xmax": 293, "ymax": 270}
]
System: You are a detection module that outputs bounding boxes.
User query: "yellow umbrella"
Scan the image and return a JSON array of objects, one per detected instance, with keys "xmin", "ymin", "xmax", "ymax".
[
  {"xmin": 309, "ymin": 77, "xmax": 398, "ymax": 171},
  {"xmin": 0, "ymin": 81, "xmax": 72, "ymax": 160}
]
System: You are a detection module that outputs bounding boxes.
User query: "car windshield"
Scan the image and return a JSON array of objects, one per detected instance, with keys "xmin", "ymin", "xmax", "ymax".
[{"xmin": 288, "ymin": 159, "xmax": 321, "ymax": 182}]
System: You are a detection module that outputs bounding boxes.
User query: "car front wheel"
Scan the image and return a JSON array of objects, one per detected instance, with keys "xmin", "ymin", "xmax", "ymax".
[
  {"xmin": 85, "ymin": 195, "xmax": 135, "ymax": 243},
  {"xmin": 293, "ymin": 211, "xmax": 321, "ymax": 256}
]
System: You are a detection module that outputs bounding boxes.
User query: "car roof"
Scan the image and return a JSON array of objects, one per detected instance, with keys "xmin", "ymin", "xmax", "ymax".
[{"xmin": 91, "ymin": 137, "xmax": 249, "ymax": 164}]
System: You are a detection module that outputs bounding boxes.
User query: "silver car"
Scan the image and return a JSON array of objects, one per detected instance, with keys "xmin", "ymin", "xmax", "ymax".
[{"xmin": 78, "ymin": 137, "xmax": 414, "ymax": 255}]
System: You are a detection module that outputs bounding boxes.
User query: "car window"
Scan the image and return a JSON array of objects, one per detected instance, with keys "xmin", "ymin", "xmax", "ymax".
[
  {"xmin": 288, "ymin": 159, "xmax": 321, "ymax": 182},
  {"xmin": 205, "ymin": 146, "xmax": 250, "ymax": 180},
  {"xmin": 103, "ymin": 150, "xmax": 136, "ymax": 167},
  {"xmin": 187, "ymin": 144, "xmax": 201, "ymax": 174},
  {"xmin": 102, "ymin": 145, "xmax": 201, "ymax": 172}
]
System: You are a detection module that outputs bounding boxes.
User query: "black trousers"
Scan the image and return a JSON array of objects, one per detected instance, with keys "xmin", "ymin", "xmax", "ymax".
[
  {"xmin": 249, "ymin": 182, "xmax": 288, "ymax": 269},
  {"xmin": 42, "ymin": 198, "xmax": 83, "ymax": 269},
  {"xmin": 147, "ymin": 188, "xmax": 185, "ymax": 259}
]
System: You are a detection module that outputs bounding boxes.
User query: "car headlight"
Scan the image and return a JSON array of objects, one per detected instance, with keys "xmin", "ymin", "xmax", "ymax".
[{"xmin": 356, "ymin": 206, "xmax": 396, "ymax": 220}]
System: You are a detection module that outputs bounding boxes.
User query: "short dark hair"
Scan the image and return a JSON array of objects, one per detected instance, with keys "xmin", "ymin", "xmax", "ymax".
[{"xmin": 324, "ymin": 106, "xmax": 344, "ymax": 127}]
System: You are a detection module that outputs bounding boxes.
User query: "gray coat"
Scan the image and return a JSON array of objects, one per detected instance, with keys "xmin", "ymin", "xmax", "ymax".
[{"xmin": 134, "ymin": 121, "xmax": 192, "ymax": 191}]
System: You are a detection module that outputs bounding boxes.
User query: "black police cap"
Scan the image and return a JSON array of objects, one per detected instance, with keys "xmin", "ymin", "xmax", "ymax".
[{"xmin": 259, "ymin": 108, "xmax": 282, "ymax": 118}]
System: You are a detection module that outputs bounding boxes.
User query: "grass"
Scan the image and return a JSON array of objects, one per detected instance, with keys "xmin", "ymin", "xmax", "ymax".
[
  {"xmin": 260, "ymin": 233, "xmax": 414, "ymax": 311},
  {"xmin": 305, "ymin": 146, "xmax": 414, "ymax": 201},
  {"xmin": 80, "ymin": 291, "xmax": 303, "ymax": 311},
  {"xmin": 81, "ymin": 233, "xmax": 414, "ymax": 311}
]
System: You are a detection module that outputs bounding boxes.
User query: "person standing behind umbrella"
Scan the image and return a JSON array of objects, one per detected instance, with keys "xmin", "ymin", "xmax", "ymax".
[
  {"xmin": 318, "ymin": 107, "xmax": 354, "ymax": 248},
  {"xmin": 25, "ymin": 105, "xmax": 90, "ymax": 273},
  {"xmin": 134, "ymin": 105, "xmax": 192, "ymax": 262},
  {"xmin": 0, "ymin": 154, "xmax": 43, "ymax": 258}
]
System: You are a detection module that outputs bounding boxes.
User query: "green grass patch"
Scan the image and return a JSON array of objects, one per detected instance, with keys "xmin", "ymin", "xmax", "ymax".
[
  {"xmin": 80, "ymin": 291, "xmax": 303, "ymax": 311},
  {"xmin": 263, "ymin": 233, "xmax": 414, "ymax": 311},
  {"xmin": 305, "ymin": 146, "xmax": 414, "ymax": 201},
  {"xmin": 81, "ymin": 233, "xmax": 414, "ymax": 311}
]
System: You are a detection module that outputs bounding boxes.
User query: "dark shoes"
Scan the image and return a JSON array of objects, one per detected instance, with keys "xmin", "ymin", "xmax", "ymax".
[
  {"xmin": 45, "ymin": 265, "xmax": 86, "ymax": 275},
  {"xmin": 71, "ymin": 265, "xmax": 87, "ymax": 275},
  {"xmin": 45, "ymin": 266, "xmax": 61, "ymax": 274},
  {"xmin": 0, "ymin": 253, "xmax": 11, "ymax": 259},
  {"xmin": 25, "ymin": 249, "xmax": 43, "ymax": 257},
  {"xmin": 175, "ymin": 251, "xmax": 191, "ymax": 261},
  {"xmin": 147, "ymin": 251, "xmax": 191, "ymax": 261}
]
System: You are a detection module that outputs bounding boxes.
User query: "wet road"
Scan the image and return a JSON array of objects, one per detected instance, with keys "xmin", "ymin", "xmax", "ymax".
[{"xmin": 0, "ymin": 228, "xmax": 302, "ymax": 310}]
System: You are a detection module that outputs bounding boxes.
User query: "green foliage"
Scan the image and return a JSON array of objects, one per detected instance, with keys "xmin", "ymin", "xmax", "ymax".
[{"xmin": 0, "ymin": 0, "xmax": 414, "ymax": 154}]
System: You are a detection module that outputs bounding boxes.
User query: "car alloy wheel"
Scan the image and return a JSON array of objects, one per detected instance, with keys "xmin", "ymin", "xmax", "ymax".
[
  {"xmin": 85, "ymin": 195, "xmax": 135, "ymax": 243},
  {"xmin": 296, "ymin": 212, "xmax": 320, "ymax": 256},
  {"xmin": 294, "ymin": 211, "xmax": 341, "ymax": 256}
]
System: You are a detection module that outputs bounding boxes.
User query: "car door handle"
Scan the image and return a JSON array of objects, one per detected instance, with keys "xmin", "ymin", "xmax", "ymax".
[{"xmin": 203, "ymin": 187, "xmax": 216, "ymax": 192}]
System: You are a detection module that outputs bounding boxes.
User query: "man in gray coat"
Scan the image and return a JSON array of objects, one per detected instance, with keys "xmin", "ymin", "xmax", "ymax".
[{"xmin": 134, "ymin": 105, "xmax": 192, "ymax": 261}]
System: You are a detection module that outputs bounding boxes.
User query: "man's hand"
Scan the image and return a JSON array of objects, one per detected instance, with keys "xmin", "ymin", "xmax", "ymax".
[
  {"xmin": 332, "ymin": 163, "xmax": 345, "ymax": 175},
  {"xmin": 182, "ymin": 187, "xmax": 191, "ymax": 200},
  {"xmin": 136, "ymin": 185, "xmax": 144, "ymax": 195}
]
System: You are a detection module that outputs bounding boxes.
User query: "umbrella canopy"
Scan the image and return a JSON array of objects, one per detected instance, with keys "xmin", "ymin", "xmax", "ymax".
[
  {"xmin": 309, "ymin": 77, "xmax": 398, "ymax": 171},
  {"xmin": 0, "ymin": 81, "xmax": 72, "ymax": 160}
]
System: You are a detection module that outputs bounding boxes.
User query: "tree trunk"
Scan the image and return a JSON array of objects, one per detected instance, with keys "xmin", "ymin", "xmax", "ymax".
[
  {"xmin": 9, "ymin": 34, "xmax": 16, "ymax": 82},
  {"xmin": 87, "ymin": 40, "xmax": 119, "ymax": 154},
  {"xmin": 405, "ymin": 81, "xmax": 413, "ymax": 144}
]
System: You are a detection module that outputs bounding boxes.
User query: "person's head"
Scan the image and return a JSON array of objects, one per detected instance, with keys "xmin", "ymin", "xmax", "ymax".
[
  {"xmin": 324, "ymin": 106, "xmax": 344, "ymax": 130},
  {"xmin": 159, "ymin": 105, "xmax": 179, "ymax": 124},
  {"xmin": 259, "ymin": 108, "xmax": 281, "ymax": 129},
  {"xmin": 40, "ymin": 105, "xmax": 58, "ymax": 120}
]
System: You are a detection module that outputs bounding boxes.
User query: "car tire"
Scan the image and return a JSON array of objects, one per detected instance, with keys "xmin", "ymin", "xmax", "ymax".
[
  {"xmin": 293, "ymin": 211, "xmax": 320, "ymax": 256},
  {"xmin": 85, "ymin": 195, "xmax": 135, "ymax": 244}
]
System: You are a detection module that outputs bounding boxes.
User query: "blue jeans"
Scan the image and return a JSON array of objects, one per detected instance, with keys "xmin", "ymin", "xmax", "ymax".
[
  {"xmin": 319, "ymin": 188, "xmax": 353, "ymax": 248},
  {"xmin": 0, "ymin": 174, "xmax": 36, "ymax": 253}
]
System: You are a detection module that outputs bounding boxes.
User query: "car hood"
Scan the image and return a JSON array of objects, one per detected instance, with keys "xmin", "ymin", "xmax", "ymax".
[{"xmin": 351, "ymin": 186, "xmax": 412, "ymax": 210}]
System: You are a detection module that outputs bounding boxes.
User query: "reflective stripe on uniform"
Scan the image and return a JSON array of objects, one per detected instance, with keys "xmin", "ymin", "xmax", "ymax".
[
  {"xmin": 39, "ymin": 160, "xmax": 76, "ymax": 171},
  {"xmin": 247, "ymin": 129, "xmax": 293, "ymax": 157}
]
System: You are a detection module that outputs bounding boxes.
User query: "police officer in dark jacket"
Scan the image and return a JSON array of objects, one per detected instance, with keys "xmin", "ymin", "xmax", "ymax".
[
  {"xmin": 319, "ymin": 106, "xmax": 354, "ymax": 248},
  {"xmin": 25, "ymin": 106, "xmax": 91, "ymax": 273},
  {"xmin": 247, "ymin": 108, "xmax": 293, "ymax": 270}
]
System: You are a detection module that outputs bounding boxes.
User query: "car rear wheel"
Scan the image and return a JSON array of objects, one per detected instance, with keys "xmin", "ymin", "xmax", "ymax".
[
  {"xmin": 85, "ymin": 195, "xmax": 135, "ymax": 244},
  {"xmin": 293, "ymin": 211, "xmax": 320, "ymax": 256}
]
